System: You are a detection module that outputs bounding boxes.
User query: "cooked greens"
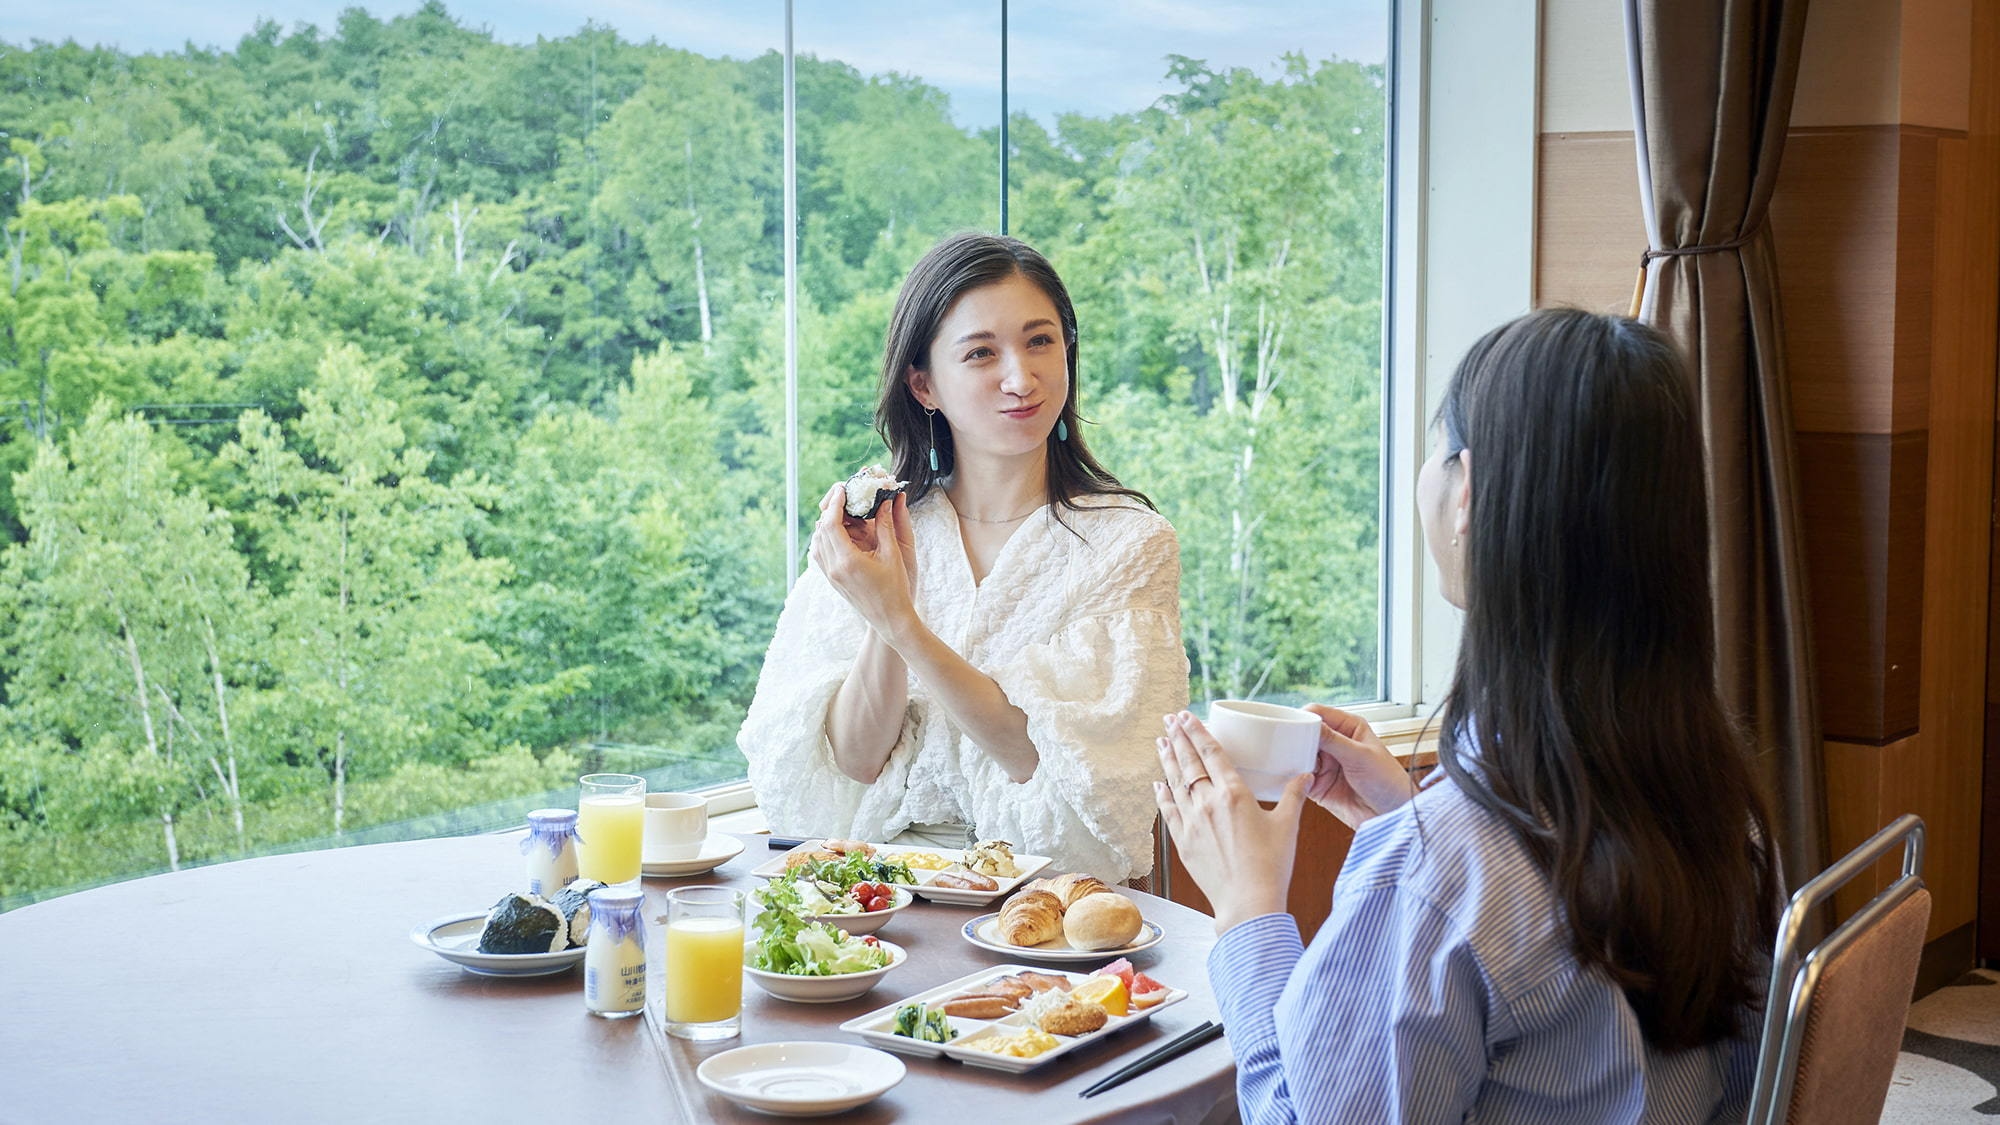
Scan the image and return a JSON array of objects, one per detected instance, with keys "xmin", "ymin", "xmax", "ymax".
[{"xmin": 892, "ymin": 1003, "xmax": 957, "ymax": 1044}]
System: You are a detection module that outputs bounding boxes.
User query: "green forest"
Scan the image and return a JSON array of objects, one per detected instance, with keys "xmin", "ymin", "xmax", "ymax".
[{"xmin": 0, "ymin": 3, "xmax": 1385, "ymax": 907}]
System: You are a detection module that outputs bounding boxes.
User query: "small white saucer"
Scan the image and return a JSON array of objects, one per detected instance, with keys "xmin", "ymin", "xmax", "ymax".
[
  {"xmin": 697, "ymin": 1041, "xmax": 905, "ymax": 1116},
  {"xmin": 640, "ymin": 833, "xmax": 745, "ymax": 878}
]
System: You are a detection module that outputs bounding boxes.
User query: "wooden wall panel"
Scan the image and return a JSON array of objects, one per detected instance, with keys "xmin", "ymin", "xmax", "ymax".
[
  {"xmin": 1795, "ymin": 431, "xmax": 1928, "ymax": 741},
  {"xmin": 1908, "ymin": 129, "xmax": 1990, "ymax": 945},
  {"xmin": 1767, "ymin": 127, "xmax": 1913, "ymax": 435},
  {"xmin": 1534, "ymin": 132, "xmax": 1642, "ymax": 312},
  {"xmin": 1164, "ymin": 803, "xmax": 1353, "ymax": 944},
  {"xmin": 1825, "ymin": 737, "xmax": 1899, "ymax": 919}
]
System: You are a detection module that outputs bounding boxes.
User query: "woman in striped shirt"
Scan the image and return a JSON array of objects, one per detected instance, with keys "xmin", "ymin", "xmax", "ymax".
[{"xmin": 1155, "ymin": 309, "xmax": 1780, "ymax": 1123}]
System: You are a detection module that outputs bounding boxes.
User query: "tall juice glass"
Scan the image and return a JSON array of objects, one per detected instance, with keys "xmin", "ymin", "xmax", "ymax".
[
  {"xmin": 664, "ymin": 885, "xmax": 745, "ymax": 1041},
  {"xmin": 577, "ymin": 773, "xmax": 645, "ymax": 886}
]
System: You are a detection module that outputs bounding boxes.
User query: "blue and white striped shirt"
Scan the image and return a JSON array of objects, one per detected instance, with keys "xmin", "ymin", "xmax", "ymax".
[{"xmin": 1209, "ymin": 770, "xmax": 1758, "ymax": 1123}]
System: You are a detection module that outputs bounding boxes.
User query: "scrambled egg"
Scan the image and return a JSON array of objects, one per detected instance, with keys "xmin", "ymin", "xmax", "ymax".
[
  {"xmin": 970, "ymin": 1028, "xmax": 1060, "ymax": 1058},
  {"xmin": 898, "ymin": 852, "xmax": 955, "ymax": 871}
]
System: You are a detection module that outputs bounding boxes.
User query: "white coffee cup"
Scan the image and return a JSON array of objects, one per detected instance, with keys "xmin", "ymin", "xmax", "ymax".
[
  {"xmin": 1205, "ymin": 700, "xmax": 1322, "ymax": 801},
  {"xmin": 643, "ymin": 792, "xmax": 708, "ymax": 860}
]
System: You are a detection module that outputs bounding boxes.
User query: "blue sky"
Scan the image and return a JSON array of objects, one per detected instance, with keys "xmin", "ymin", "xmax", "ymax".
[{"xmin": 0, "ymin": 1, "xmax": 1388, "ymax": 125}]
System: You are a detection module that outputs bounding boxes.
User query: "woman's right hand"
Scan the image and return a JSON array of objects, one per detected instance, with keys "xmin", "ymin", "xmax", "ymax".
[
  {"xmin": 811, "ymin": 485, "xmax": 919, "ymax": 640},
  {"xmin": 1300, "ymin": 704, "xmax": 1417, "ymax": 829}
]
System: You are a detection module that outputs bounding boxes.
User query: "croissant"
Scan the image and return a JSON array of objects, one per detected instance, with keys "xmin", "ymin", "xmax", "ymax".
[
  {"xmin": 1045, "ymin": 872, "xmax": 1112, "ymax": 910},
  {"xmin": 997, "ymin": 889, "xmax": 1064, "ymax": 946}
]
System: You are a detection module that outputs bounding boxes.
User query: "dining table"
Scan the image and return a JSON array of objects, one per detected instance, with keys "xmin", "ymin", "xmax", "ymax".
[{"xmin": 0, "ymin": 830, "xmax": 1238, "ymax": 1124}]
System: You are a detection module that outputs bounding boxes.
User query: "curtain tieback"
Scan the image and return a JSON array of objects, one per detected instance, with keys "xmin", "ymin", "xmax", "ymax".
[{"xmin": 1629, "ymin": 220, "xmax": 1768, "ymax": 317}]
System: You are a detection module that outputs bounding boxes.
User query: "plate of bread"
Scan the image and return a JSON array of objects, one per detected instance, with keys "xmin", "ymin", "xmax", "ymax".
[
  {"xmin": 960, "ymin": 873, "xmax": 1164, "ymax": 962},
  {"xmin": 750, "ymin": 838, "xmax": 1052, "ymax": 908}
]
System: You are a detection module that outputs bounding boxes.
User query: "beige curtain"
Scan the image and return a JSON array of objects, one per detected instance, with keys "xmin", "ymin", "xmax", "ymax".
[{"xmin": 1625, "ymin": 0, "xmax": 1826, "ymax": 890}]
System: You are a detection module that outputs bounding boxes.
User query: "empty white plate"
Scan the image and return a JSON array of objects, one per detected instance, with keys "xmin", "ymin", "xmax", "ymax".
[{"xmin": 696, "ymin": 1041, "xmax": 905, "ymax": 1116}]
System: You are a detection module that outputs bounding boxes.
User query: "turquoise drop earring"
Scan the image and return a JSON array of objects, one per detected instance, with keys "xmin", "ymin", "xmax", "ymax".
[
  {"xmin": 926, "ymin": 407, "xmax": 940, "ymax": 472},
  {"xmin": 1056, "ymin": 418, "xmax": 1069, "ymax": 442}
]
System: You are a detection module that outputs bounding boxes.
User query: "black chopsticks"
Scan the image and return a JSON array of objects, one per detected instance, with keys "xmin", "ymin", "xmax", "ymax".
[
  {"xmin": 1078, "ymin": 1020, "xmax": 1225, "ymax": 1098},
  {"xmin": 765, "ymin": 836, "xmax": 810, "ymax": 850}
]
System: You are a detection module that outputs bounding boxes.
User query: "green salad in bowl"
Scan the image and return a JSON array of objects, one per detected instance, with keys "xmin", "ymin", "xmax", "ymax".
[{"xmin": 746, "ymin": 877, "xmax": 904, "ymax": 1002}]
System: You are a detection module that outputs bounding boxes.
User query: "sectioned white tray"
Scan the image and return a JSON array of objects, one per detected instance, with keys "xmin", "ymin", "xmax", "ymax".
[
  {"xmin": 961, "ymin": 913, "xmax": 1166, "ymax": 963},
  {"xmin": 749, "ymin": 840, "xmax": 1053, "ymax": 907},
  {"xmin": 409, "ymin": 912, "xmax": 587, "ymax": 977},
  {"xmin": 838, "ymin": 963, "xmax": 1187, "ymax": 1074}
]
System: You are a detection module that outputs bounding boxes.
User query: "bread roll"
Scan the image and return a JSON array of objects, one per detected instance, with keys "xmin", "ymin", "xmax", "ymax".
[
  {"xmin": 997, "ymin": 889, "xmax": 1064, "ymax": 946},
  {"xmin": 1045, "ymin": 872, "xmax": 1112, "ymax": 910},
  {"xmin": 1062, "ymin": 892, "xmax": 1144, "ymax": 951}
]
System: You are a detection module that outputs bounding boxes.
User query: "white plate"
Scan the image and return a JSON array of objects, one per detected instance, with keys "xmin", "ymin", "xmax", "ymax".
[
  {"xmin": 409, "ymin": 912, "xmax": 586, "ymax": 977},
  {"xmin": 749, "ymin": 840, "xmax": 1053, "ymax": 907},
  {"xmin": 697, "ymin": 1041, "xmax": 906, "ymax": 1117},
  {"xmin": 642, "ymin": 833, "xmax": 746, "ymax": 878},
  {"xmin": 745, "ymin": 938, "xmax": 908, "ymax": 1003},
  {"xmin": 838, "ymin": 963, "xmax": 1188, "ymax": 1074},
  {"xmin": 961, "ymin": 914, "xmax": 1165, "ymax": 963}
]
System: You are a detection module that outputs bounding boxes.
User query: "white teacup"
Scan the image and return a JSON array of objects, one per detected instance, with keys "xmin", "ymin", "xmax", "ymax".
[
  {"xmin": 1205, "ymin": 700, "xmax": 1322, "ymax": 801},
  {"xmin": 644, "ymin": 792, "xmax": 708, "ymax": 860}
]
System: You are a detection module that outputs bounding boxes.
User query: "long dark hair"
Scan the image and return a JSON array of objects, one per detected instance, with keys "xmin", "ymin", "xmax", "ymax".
[
  {"xmin": 873, "ymin": 232, "xmax": 1152, "ymax": 519},
  {"xmin": 1435, "ymin": 308, "xmax": 1779, "ymax": 1052}
]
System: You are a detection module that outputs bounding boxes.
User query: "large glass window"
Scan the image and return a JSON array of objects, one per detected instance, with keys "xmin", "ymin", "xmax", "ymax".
[{"xmin": 0, "ymin": 1, "xmax": 1391, "ymax": 909}]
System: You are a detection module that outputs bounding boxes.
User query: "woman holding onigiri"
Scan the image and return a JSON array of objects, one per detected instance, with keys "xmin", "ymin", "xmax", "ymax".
[{"xmin": 737, "ymin": 233, "xmax": 1187, "ymax": 883}]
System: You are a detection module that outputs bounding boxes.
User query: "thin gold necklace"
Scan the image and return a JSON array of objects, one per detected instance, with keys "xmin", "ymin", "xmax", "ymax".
[{"xmin": 952, "ymin": 498, "xmax": 1043, "ymax": 524}]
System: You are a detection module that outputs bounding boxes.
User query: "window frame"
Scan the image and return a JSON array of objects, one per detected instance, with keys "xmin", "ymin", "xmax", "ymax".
[{"xmin": 713, "ymin": 0, "xmax": 1540, "ymax": 811}]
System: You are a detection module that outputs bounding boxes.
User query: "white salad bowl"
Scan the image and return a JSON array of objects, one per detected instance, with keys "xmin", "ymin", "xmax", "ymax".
[
  {"xmin": 803, "ymin": 885, "xmax": 914, "ymax": 937},
  {"xmin": 745, "ymin": 938, "xmax": 908, "ymax": 1003}
]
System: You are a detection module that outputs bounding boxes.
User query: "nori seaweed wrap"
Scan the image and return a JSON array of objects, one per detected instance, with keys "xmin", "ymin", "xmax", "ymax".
[
  {"xmin": 550, "ymin": 879, "xmax": 603, "ymax": 948},
  {"xmin": 842, "ymin": 465, "xmax": 906, "ymax": 520},
  {"xmin": 477, "ymin": 891, "xmax": 566, "ymax": 954}
]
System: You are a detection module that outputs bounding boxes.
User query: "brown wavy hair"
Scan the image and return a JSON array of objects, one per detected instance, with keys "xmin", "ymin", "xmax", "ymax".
[
  {"xmin": 873, "ymin": 232, "xmax": 1152, "ymax": 523},
  {"xmin": 1435, "ymin": 308, "xmax": 1780, "ymax": 1051}
]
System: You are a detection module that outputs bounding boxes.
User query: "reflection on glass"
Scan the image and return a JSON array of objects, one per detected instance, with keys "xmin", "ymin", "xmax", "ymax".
[
  {"xmin": 0, "ymin": 0, "xmax": 1391, "ymax": 911},
  {"xmin": 1007, "ymin": 0, "xmax": 1392, "ymax": 708}
]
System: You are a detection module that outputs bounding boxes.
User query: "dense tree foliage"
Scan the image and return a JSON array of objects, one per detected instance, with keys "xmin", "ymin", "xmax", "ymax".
[{"xmin": 0, "ymin": 3, "xmax": 1384, "ymax": 905}]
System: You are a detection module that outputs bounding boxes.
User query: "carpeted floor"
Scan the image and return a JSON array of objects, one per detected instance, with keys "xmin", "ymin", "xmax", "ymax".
[{"xmin": 1883, "ymin": 969, "xmax": 2000, "ymax": 1121}]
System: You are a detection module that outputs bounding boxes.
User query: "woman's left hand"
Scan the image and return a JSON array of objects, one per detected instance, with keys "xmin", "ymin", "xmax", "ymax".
[{"xmin": 1153, "ymin": 710, "xmax": 1309, "ymax": 935}]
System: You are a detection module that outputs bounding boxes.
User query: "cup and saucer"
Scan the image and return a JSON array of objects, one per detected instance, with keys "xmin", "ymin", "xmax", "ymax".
[{"xmin": 639, "ymin": 792, "xmax": 745, "ymax": 877}]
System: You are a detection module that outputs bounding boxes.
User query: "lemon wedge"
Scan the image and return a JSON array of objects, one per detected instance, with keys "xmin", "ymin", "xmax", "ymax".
[{"xmin": 1072, "ymin": 974, "xmax": 1129, "ymax": 1016}]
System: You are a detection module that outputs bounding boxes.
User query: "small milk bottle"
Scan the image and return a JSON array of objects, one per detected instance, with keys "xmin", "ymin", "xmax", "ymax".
[
  {"xmin": 521, "ymin": 808, "xmax": 581, "ymax": 897},
  {"xmin": 584, "ymin": 887, "xmax": 648, "ymax": 1019}
]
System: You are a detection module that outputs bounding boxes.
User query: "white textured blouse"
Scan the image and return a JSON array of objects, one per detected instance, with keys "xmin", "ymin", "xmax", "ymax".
[{"xmin": 737, "ymin": 490, "xmax": 1190, "ymax": 882}]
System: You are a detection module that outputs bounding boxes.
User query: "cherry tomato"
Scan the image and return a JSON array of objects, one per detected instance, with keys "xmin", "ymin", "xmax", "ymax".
[{"xmin": 861, "ymin": 934, "xmax": 880, "ymax": 946}]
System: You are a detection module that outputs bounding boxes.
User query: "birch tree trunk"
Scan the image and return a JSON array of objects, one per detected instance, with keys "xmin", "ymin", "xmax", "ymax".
[
  {"xmin": 686, "ymin": 141, "xmax": 712, "ymax": 343},
  {"xmin": 333, "ymin": 512, "xmax": 351, "ymax": 836},
  {"xmin": 693, "ymin": 236, "xmax": 712, "ymax": 343},
  {"xmin": 201, "ymin": 613, "xmax": 245, "ymax": 845},
  {"xmin": 119, "ymin": 610, "xmax": 178, "ymax": 870}
]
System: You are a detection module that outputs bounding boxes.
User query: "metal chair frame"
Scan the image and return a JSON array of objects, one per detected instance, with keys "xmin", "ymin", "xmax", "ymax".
[{"xmin": 1744, "ymin": 813, "xmax": 1927, "ymax": 1125}]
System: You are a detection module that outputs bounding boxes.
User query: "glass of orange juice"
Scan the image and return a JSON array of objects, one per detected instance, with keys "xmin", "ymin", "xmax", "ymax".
[
  {"xmin": 664, "ymin": 885, "xmax": 745, "ymax": 1041},
  {"xmin": 577, "ymin": 773, "xmax": 645, "ymax": 886}
]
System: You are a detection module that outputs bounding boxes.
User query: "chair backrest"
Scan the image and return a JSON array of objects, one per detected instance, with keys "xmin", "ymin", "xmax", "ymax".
[{"xmin": 1745, "ymin": 814, "xmax": 1930, "ymax": 1125}]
